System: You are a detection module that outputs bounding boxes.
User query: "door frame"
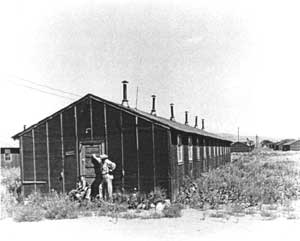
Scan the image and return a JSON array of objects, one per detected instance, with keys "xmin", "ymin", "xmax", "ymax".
[{"xmin": 79, "ymin": 139, "xmax": 105, "ymax": 177}]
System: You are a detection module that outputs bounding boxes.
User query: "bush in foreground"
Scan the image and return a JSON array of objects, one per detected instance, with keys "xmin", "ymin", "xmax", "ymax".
[{"xmin": 177, "ymin": 152, "xmax": 300, "ymax": 211}]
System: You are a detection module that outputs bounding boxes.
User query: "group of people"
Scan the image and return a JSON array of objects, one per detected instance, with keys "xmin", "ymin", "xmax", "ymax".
[{"xmin": 69, "ymin": 153, "xmax": 116, "ymax": 202}]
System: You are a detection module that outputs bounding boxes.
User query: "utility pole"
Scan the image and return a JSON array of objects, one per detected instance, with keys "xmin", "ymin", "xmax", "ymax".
[{"xmin": 238, "ymin": 127, "xmax": 240, "ymax": 142}]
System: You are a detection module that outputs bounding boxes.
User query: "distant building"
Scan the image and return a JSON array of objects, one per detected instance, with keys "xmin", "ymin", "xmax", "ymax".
[
  {"xmin": 282, "ymin": 140, "xmax": 300, "ymax": 151},
  {"xmin": 274, "ymin": 139, "xmax": 295, "ymax": 151},
  {"xmin": 261, "ymin": 140, "xmax": 274, "ymax": 148},
  {"xmin": 231, "ymin": 141, "xmax": 254, "ymax": 153},
  {"xmin": 0, "ymin": 147, "xmax": 20, "ymax": 168}
]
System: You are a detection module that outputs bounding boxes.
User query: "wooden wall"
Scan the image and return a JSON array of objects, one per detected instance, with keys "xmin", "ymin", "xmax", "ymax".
[
  {"xmin": 22, "ymin": 131, "xmax": 34, "ymax": 195},
  {"xmin": 62, "ymin": 107, "xmax": 77, "ymax": 192},
  {"xmin": 34, "ymin": 123, "xmax": 48, "ymax": 193},
  {"xmin": 169, "ymin": 130, "xmax": 231, "ymax": 200},
  {"xmin": 231, "ymin": 142, "xmax": 251, "ymax": 153},
  {"xmin": 289, "ymin": 141, "xmax": 300, "ymax": 151},
  {"xmin": 19, "ymin": 95, "xmax": 230, "ymax": 199},
  {"xmin": 48, "ymin": 115, "xmax": 63, "ymax": 192}
]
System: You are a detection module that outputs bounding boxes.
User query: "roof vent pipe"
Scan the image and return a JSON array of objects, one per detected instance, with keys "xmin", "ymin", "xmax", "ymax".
[
  {"xmin": 121, "ymin": 80, "xmax": 129, "ymax": 107},
  {"xmin": 185, "ymin": 111, "xmax": 189, "ymax": 125},
  {"xmin": 170, "ymin": 103, "xmax": 175, "ymax": 121},
  {"xmin": 201, "ymin": 118, "xmax": 205, "ymax": 130},
  {"xmin": 194, "ymin": 116, "xmax": 198, "ymax": 128},
  {"xmin": 150, "ymin": 95, "xmax": 156, "ymax": 116}
]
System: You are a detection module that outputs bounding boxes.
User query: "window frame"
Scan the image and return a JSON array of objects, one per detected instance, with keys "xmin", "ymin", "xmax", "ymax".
[
  {"xmin": 188, "ymin": 136, "xmax": 193, "ymax": 162},
  {"xmin": 177, "ymin": 134, "xmax": 183, "ymax": 164}
]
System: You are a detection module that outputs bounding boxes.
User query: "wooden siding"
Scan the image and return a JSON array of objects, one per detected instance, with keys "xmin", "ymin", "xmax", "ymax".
[
  {"xmin": 91, "ymin": 100, "xmax": 105, "ymax": 140},
  {"xmin": 62, "ymin": 107, "xmax": 77, "ymax": 193},
  {"xmin": 138, "ymin": 118, "xmax": 154, "ymax": 194},
  {"xmin": 123, "ymin": 112, "xmax": 138, "ymax": 192},
  {"xmin": 48, "ymin": 115, "xmax": 63, "ymax": 192},
  {"xmin": 34, "ymin": 123, "xmax": 48, "ymax": 193},
  {"xmin": 154, "ymin": 125, "xmax": 169, "ymax": 194},
  {"xmin": 22, "ymin": 131, "xmax": 34, "ymax": 195},
  {"xmin": 231, "ymin": 142, "xmax": 252, "ymax": 153},
  {"xmin": 76, "ymin": 99, "xmax": 91, "ymax": 141},
  {"xmin": 106, "ymin": 106, "xmax": 123, "ymax": 191},
  {"xmin": 289, "ymin": 140, "xmax": 300, "ymax": 151}
]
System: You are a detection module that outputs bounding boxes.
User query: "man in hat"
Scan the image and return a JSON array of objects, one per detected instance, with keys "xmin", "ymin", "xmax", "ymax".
[{"xmin": 92, "ymin": 153, "xmax": 116, "ymax": 201}]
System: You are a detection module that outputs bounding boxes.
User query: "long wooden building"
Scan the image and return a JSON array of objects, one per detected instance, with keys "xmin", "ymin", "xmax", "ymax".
[
  {"xmin": 12, "ymin": 81, "xmax": 231, "ymax": 200},
  {"xmin": 282, "ymin": 140, "xmax": 300, "ymax": 151}
]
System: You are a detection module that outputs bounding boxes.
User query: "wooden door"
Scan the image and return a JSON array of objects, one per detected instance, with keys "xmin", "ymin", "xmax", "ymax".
[{"xmin": 79, "ymin": 141, "xmax": 105, "ymax": 185}]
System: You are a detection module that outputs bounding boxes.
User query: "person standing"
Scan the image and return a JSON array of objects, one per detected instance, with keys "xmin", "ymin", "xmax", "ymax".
[{"xmin": 92, "ymin": 154, "xmax": 116, "ymax": 201}]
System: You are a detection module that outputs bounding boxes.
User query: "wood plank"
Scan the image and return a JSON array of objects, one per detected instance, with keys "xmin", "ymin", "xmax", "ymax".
[
  {"xmin": 74, "ymin": 106, "xmax": 79, "ymax": 177},
  {"xmin": 167, "ymin": 130, "xmax": 175, "ymax": 201},
  {"xmin": 136, "ymin": 116, "xmax": 140, "ymax": 191},
  {"xmin": 32, "ymin": 129, "xmax": 37, "ymax": 192},
  {"xmin": 89, "ymin": 97, "xmax": 94, "ymax": 140},
  {"xmin": 104, "ymin": 104, "xmax": 108, "ymax": 154},
  {"xmin": 120, "ymin": 111, "xmax": 125, "ymax": 190},
  {"xmin": 20, "ymin": 136, "xmax": 24, "ymax": 194},
  {"xmin": 60, "ymin": 113, "xmax": 65, "ymax": 193},
  {"xmin": 46, "ymin": 122, "xmax": 51, "ymax": 191},
  {"xmin": 152, "ymin": 123, "xmax": 156, "ymax": 190}
]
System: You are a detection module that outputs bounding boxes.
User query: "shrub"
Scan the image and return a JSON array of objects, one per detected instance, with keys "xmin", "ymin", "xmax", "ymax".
[
  {"xmin": 42, "ymin": 192, "xmax": 78, "ymax": 219},
  {"xmin": 162, "ymin": 203, "xmax": 183, "ymax": 218},
  {"xmin": 177, "ymin": 152, "xmax": 300, "ymax": 211},
  {"xmin": 13, "ymin": 204, "xmax": 44, "ymax": 222}
]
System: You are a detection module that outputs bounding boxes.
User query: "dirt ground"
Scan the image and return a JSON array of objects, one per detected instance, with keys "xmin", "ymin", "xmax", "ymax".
[
  {"xmin": 1, "ymin": 207, "xmax": 300, "ymax": 241},
  {"xmin": 2, "ymin": 151, "xmax": 300, "ymax": 241}
]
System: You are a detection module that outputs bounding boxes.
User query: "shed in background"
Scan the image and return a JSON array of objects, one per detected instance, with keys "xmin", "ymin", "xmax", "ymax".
[
  {"xmin": 231, "ymin": 141, "xmax": 254, "ymax": 153},
  {"xmin": 1, "ymin": 147, "xmax": 20, "ymax": 168},
  {"xmin": 282, "ymin": 140, "xmax": 300, "ymax": 151}
]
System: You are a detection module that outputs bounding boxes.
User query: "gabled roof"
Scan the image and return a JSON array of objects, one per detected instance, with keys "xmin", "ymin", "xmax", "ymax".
[
  {"xmin": 276, "ymin": 139, "xmax": 295, "ymax": 146},
  {"xmin": 12, "ymin": 93, "xmax": 231, "ymax": 142},
  {"xmin": 283, "ymin": 140, "xmax": 299, "ymax": 146},
  {"xmin": 231, "ymin": 141, "xmax": 252, "ymax": 146}
]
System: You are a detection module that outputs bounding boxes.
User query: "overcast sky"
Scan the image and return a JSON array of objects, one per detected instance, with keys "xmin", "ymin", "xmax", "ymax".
[{"xmin": 1, "ymin": 0, "xmax": 300, "ymax": 146}]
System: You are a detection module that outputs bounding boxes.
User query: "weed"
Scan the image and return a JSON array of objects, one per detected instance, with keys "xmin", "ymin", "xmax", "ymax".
[
  {"xmin": 13, "ymin": 204, "xmax": 44, "ymax": 222},
  {"xmin": 162, "ymin": 203, "xmax": 183, "ymax": 218}
]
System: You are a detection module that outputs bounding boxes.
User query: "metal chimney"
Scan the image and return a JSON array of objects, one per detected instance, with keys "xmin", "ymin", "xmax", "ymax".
[
  {"xmin": 185, "ymin": 111, "xmax": 189, "ymax": 125},
  {"xmin": 201, "ymin": 119, "xmax": 205, "ymax": 130},
  {"xmin": 121, "ymin": 80, "xmax": 129, "ymax": 107},
  {"xmin": 150, "ymin": 95, "xmax": 156, "ymax": 116},
  {"xmin": 170, "ymin": 103, "xmax": 175, "ymax": 121},
  {"xmin": 194, "ymin": 116, "xmax": 198, "ymax": 128}
]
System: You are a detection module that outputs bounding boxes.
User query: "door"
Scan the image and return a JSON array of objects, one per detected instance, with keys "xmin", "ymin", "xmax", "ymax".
[{"xmin": 79, "ymin": 140, "xmax": 105, "ymax": 185}]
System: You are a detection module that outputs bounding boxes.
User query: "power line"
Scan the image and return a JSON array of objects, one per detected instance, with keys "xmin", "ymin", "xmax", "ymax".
[
  {"xmin": 18, "ymin": 83, "xmax": 76, "ymax": 101},
  {"xmin": 12, "ymin": 75, "xmax": 81, "ymax": 98},
  {"xmin": 9, "ymin": 80, "xmax": 77, "ymax": 101}
]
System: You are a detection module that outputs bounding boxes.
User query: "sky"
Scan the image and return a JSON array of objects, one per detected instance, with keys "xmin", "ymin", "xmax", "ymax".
[{"xmin": 1, "ymin": 0, "xmax": 300, "ymax": 146}]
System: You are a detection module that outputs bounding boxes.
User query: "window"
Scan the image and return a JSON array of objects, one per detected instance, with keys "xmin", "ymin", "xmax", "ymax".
[
  {"xmin": 188, "ymin": 136, "xmax": 193, "ymax": 162},
  {"xmin": 196, "ymin": 146, "xmax": 200, "ymax": 160},
  {"xmin": 177, "ymin": 135, "xmax": 183, "ymax": 164},
  {"xmin": 4, "ymin": 149, "xmax": 11, "ymax": 162},
  {"xmin": 196, "ymin": 138, "xmax": 200, "ymax": 160},
  {"xmin": 5, "ymin": 153, "xmax": 11, "ymax": 161}
]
